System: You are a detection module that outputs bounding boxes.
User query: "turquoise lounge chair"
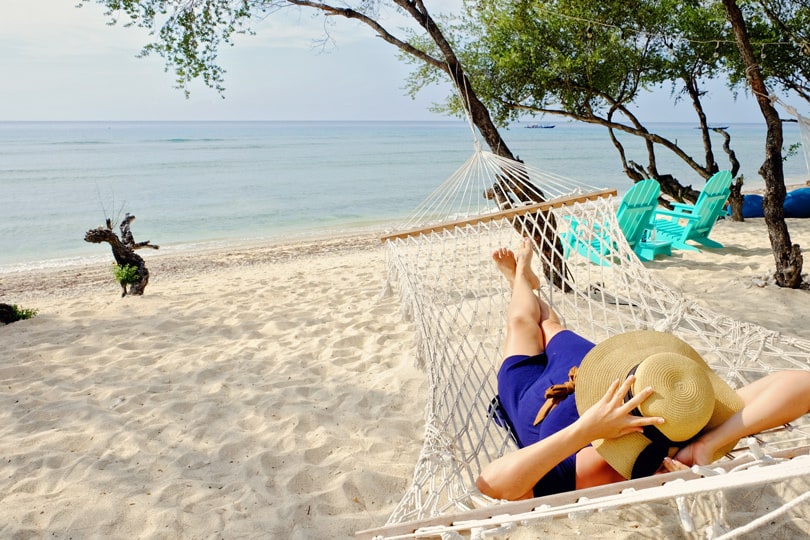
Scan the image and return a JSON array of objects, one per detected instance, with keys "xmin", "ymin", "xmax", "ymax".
[
  {"xmin": 651, "ymin": 170, "xmax": 733, "ymax": 252},
  {"xmin": 564, "ymin": 179, "xmax": 672, "ymax": 264}
]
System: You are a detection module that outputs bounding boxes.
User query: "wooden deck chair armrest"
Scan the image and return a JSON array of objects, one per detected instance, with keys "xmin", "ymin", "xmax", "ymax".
[
  {"xmin": 669, "ymin": 202, "xmax": 697, "ymax": 213},
  {"xmin": 654, "ymin": 208, "xmax": 700, "ymax": 221}
]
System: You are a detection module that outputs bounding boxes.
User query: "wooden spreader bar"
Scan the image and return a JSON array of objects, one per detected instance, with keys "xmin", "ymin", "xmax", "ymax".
[
  {"xmin": 380, "ymin": 188, "xmax": 617, "ymax": 242},
  {"xmin": 356, "ymin": 444, "xmax": 810, "ymax": 540}
]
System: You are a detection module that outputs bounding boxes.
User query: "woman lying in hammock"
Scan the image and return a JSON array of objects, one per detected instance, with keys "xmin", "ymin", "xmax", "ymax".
[{"xmin": 477, "ymin": 238, "xmax": 810, "ymax": 501}]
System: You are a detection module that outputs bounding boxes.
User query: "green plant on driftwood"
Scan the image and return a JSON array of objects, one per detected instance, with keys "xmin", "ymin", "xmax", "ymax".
[
  {"xmin": 85, "ymin": 214, "xmax": 159, "ymax": 297},
  {"xmin": 0, "ymin": 303, "xmax": 38, "ymax": 324},
  {"xmin": 113, "ymin": 263, "xmax": 140, "ymax": 286}
]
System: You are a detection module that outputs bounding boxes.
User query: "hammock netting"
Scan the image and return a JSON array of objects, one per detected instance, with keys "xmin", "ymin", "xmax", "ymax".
[{"xmin": 367, "ymin": 146, "xmax": 810, "ymax": 539}]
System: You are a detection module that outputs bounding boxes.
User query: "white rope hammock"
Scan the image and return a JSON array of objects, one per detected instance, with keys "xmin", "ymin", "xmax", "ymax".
[{"xmin": 360, "ymin": 148, "xmax": 810, "ymax": 539}]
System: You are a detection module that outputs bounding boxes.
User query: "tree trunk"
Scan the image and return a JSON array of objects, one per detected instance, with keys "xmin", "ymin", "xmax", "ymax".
[
  {"xmin": 728, "ymin": 177, "xmax": 744, "ymax": 222},
  {"xmin": 722, "ymin": 0, "xmax": 804, "ymax": 288},
  {"xmin": 713, "ymin": 127, "xmax": 743, "ymax": 221}
]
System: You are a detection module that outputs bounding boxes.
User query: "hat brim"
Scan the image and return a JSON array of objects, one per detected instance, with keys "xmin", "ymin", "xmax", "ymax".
[{"xmin": 575, "ymin": 330, "xmax": 744, "ymax": 479}]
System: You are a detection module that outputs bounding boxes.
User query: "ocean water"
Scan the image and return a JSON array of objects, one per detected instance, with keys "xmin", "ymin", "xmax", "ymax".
[{"xmin": 0, "ymin": 120, "xmax": 805, "ymax": 273}]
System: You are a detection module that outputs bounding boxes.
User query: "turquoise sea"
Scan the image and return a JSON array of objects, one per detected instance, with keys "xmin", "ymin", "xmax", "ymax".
[{"xmin": 0, "ymin": 121, "xmax": 805, "ymax": 273}]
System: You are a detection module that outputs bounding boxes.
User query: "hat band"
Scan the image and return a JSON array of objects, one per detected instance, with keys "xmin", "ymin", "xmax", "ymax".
[{"xmin": 624, "ymin": 365, "xmax": 701, "ymax": 478}]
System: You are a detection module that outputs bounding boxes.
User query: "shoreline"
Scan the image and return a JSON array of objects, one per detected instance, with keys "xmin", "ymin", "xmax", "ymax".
[
  {"xmin": 0, "ymin": 221, "xmax": 394, "ymax": 275},
  {"xmin": 0, "ymin": 231, "xmax": 386, "ymax": 301},
  {"xmin": 3, "ymin": 216, "xmax": 809, "ymax": 315}
]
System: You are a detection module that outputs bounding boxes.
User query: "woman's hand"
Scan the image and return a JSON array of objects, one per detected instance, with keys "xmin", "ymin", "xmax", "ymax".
[{"xmin": 577, "ymin": 375, "xmax": 664, "ymax": 442}]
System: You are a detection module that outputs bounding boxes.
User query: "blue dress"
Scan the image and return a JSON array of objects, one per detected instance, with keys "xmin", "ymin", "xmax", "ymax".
[{"xmin": 495, "ymin": 330, "xmax": 595, "ymax": 496}]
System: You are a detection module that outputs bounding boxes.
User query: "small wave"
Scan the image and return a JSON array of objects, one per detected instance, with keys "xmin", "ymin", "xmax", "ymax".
[
  {"xmin": 44, "ymin": 140, "xmax": 111, "ymax": 146},
  {"xmin": 164, "ymin": 138, "xmax": 227, "ymax": 143},
  {"xmin": 0, "ymin": 254, "xmax": 111, "ymax": 275}
]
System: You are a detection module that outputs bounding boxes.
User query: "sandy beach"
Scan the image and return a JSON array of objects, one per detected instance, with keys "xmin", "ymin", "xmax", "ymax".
[{"xmin": 1, "ymin": 218, "xmax": 809, "ymax": 539}]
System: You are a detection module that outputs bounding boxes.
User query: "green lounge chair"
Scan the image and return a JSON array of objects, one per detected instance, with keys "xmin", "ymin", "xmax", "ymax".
[
  {"xmin": 564, "ymin": 179, "xmax": 671, "ymax": 264},
  {"xmin": 651, "ymin": 170, "xmax": 733, "ymax": 252}
]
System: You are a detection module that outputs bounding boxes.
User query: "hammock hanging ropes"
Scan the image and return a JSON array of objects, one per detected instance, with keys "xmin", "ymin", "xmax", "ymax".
[{"xmin": 774, "ymin": 96, "xmax": 810, "ymax": 178}]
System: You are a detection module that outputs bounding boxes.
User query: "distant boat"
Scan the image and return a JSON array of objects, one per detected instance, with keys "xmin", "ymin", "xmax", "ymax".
[{"xmin": 525, "ymin": 124, "xmax": 556, "ymax": 129}]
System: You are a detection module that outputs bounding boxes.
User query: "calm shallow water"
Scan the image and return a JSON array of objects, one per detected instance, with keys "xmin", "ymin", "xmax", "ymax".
[{"xmin": 0, "ymin": 120, "xmax": 804, "ymax": 273}]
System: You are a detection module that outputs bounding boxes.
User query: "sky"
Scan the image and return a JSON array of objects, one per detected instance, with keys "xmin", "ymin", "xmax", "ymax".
[{"xmin": 0, "ymin": 0, "xmax": 772, "ymax": 123}]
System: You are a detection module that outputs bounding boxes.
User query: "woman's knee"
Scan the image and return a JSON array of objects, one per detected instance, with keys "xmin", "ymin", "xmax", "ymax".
[
  {"xmin": 503, "ymin": 316, "xmax": 544, "ymax": 357},
  {"xmin": 506, "ymin": 311, "xmax": 540, "ymax": 334},
  {"xmin": 765, "ymin": 370, "xmax": 810, "ymax": 415}
]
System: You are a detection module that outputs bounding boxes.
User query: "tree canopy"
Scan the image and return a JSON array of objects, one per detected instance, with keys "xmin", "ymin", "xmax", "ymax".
[
  {"xmin": 412, "ymin": 0, "xmax": 748, "ymax": 197},
  {"xmin": 723, "ymin": 0, "xmax": 810, "ymax": 102}
]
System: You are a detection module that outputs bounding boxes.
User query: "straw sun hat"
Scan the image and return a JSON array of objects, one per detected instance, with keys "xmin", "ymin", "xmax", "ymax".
[{"xmin": 574, "ymin": 330, "xmax": 744, "ymax": 480}]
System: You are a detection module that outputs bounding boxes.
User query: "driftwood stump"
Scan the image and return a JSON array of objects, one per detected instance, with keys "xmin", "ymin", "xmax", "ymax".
[
  {"xmin": 0, "ymin": 303, "xmax": 18, "ymax": 324},
  {"xmin": 84, "ymin": 214, "xmax": 159, "ymax": 296}
]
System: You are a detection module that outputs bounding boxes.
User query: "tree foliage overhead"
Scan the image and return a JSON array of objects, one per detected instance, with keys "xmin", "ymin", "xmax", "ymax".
[
  {"xmin": 79, "ymin": 0, "xmax": 259, "ymax": 96},
  {"xmin": 460, "ymin": 0, "xmax": 677, "ymax": 123}
]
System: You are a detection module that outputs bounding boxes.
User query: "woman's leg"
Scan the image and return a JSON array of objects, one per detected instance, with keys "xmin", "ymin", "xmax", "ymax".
[
  {"xmin": 493, "ymin": 238, "xmax": 565, "ymax": 360},
  {"xmin": 674, "ymin": 370, "xmax": 810, "ymax": 466}
]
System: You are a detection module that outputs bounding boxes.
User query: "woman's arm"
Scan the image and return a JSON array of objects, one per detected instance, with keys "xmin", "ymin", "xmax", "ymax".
[
  {"xmin": 476, "ymin": 375, "xmax": 663, "ymax": 500},
  {"xmin": 476, "ymin": 412, "xmax": 593, "ymax": 499},
  {"xmin": 673, "ymin": 369, "xmax": 810, "ymax": 467}
]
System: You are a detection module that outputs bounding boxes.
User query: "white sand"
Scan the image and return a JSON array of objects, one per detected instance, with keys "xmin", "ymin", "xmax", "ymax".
[
  {"xmin": 644, "ymin": 217, "xmax": 810, "ymax": 338},
  {"xmin": 1, "ymin": 219, "xmax": 809, "ymax": 539}
]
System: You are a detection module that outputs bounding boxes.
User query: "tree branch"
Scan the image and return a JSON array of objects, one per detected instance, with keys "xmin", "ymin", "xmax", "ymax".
[{"xmin": 284, "ymin": 0, "xmax": 446, "ymax": 71}]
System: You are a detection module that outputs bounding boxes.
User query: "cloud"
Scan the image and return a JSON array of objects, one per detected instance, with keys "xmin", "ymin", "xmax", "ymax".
[{"xmin": 2, "ymin": 2, "xmax": 150, "ymax": 58}]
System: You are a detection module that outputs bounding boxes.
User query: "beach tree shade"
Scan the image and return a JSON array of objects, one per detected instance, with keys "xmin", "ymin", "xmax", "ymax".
[{"xmin": 431, "ymin": 0, "xmax": 805, "ymax": 287}]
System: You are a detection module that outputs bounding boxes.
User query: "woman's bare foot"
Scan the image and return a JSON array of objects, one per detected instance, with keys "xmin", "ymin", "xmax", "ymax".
[
  {"xmin": 515, "ymin": 238, "xmax": 541, "ymax": 289},
  {"xmin": 492, "ymin": 248, "xmax": 518, "ymax": 288},
  {"xmin": 492, "ymin": 239, "xmax": 540, "ymax": 289}
]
